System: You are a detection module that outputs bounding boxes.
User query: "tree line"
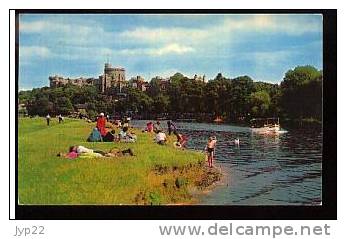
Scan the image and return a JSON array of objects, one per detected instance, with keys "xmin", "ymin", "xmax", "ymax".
[{"xmin": 19, "ymin": 65, "xmax": 322, "ymax": 123}]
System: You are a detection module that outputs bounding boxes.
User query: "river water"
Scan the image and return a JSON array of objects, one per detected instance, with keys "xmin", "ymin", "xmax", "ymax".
[{"xmin": 132, "ymin": 120, "xmax": 322, "ymax": 205}]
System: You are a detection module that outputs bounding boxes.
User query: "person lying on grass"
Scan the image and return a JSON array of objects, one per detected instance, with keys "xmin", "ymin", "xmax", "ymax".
[
  {"xmin": 104, "ymin": 148, "xmax": 134, "ymax": 157},
  {"xmin": 57, "ymin": 145, "xmax": 134, "ymax": 159}
]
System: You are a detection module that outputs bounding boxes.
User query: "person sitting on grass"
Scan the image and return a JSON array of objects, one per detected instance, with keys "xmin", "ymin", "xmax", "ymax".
[
  {"xmin": 87, "ymin": 127, "xmax": 103, "ymax": 142},
  {"xmin": 125, "ymin": 127, "xmax": 137, "ymax": 140},
  {"xmin": 119, "ymin": 127, "xmax": 137, "ymax": 142},
  {"xmin": 122, "ymin": 117, "xmax": 130, "ymax": 128},
  {"xmin": 154, "ymin": 121, "xmax": 163, "ymax": 133},
  {"xmin": 143, "ymin": 121, "xmax": 154, "ymax": 133},
  {"xmin": 173, "ymin": 130, "xmax": 188, "ymax": 149},
  {"xmin": 119, "ymin": 127, "xmax": 127, "ymax": 138},
  {"xmin": 155, "ymin": 130, "xmax": 167, "ymax": 145},
  {"xmin": 103, "ymin": 129, "xmax": 116, "ymax": 142}
]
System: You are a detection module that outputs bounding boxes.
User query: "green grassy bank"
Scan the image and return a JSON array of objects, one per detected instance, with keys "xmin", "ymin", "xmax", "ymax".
[{"xmin": 18, "ymin": 117, "xmax": 221, "ymax": 205}]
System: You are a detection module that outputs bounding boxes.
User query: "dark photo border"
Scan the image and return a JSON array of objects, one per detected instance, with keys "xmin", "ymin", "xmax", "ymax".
[{"xmin": 11, "ymin": 9, "xmax": 337, "ymax": 220}]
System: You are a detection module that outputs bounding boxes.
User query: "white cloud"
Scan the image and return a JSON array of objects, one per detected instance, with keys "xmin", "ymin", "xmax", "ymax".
[
  {"xmin": 20, "ymin": 21, "xmax": 46, "ymax": 32},
  {"xmin": 20, "ymin": 19, "xmax": 100, "ymax": 35},
  {"xmin": 238, "ymin": 14, "xmax": 322, "ymax": 35},
  {"xmin": 252, "ymin": 50, "xmax": 293, "ymax": 66},
  {"xmin": 19, "ymin": 43, "xmax": 194, "ymax": 65},
  {"xmin": 120, "ymin": 26, "xmax": 207, "ymax": 44},
  {"xmin": 119, "ymin": 43, "xmax": 194, "ymax": 56},
  {"xmin": 19, "ymin": 15, "xmax": 322, "ymax": 61},
  {"xmin": 120, "ymin": 14, "xmax": 322, "ymax": 46},
  {"xmin": 222, "ymin": 15, "xmax": 275, "ymax": 31},
  {"xmin": 20, "ymin": 19, "xmax": 106, "ymax": 46},
  {"xmin": 152, "ymin": 43, "xmax": 194, "ymax": 55},
  {"xmin": 20, "ymin": 20, "xmax": 72, "ymax": 33},
  {"xmin": 234, "ymin": 48, "xmax": 299, "ymax": 72},
  {"xmin": 19, "ymin": 46, "xmax": 51, "ymax": 58},
  {"xmin": 18, "ymin": 15, "xmax": 322, "ymax": 77}
]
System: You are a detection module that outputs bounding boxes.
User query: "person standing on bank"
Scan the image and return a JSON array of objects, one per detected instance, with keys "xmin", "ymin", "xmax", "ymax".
[
  {"xmin": 58, "ymin": 114, "xmax": 63, "ymax": 123},
  {"xmin": 167, "ymin": 120, "xmax": 176, "ymax": 135},
  {"xmin": 46, "ymin": 114, "xmax": 51, "ymax": 126},
  {"xmin": 205, "ymin": 136, "xmax": 217, "ymax": 168}
]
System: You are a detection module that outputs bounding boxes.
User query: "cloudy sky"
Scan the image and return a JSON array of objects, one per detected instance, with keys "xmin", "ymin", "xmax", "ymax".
[{"xmin": 19, "ymin": 14, "xmax": 323, "ymax": 90}]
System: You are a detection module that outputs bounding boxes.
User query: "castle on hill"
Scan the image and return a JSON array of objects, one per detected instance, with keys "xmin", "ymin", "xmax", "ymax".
[
  {"xmin": 49, "ymin": 63, "xmax": 127, "ymax": 93},
  {"xmin": 49, "ymin": 63, "xmax": 206, "ymax": 94}
]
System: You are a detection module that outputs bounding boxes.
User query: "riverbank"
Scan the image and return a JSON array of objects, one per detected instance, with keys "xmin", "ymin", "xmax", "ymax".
[
  {"xmin": 18, "ymin": 117, "xmax": 221, "ymax": 205},
  {"xmin": 129, "ymin": 115, "xmax": 322, "ymax": 130}
]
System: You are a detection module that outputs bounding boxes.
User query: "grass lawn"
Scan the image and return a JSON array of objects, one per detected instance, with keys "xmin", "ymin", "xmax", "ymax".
[{"xmin": 18, "ymin": 117, "xmax": 220, "ymax": 205}]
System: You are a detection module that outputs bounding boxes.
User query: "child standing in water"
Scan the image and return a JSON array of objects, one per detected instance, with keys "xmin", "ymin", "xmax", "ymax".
[{"xmin": 205, "ymin": 136, "xmax": 217, "ymax": 168}]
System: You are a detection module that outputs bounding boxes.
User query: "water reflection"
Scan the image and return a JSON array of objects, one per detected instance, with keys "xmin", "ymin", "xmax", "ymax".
[{"xmin": 132, "ymin": 120, "xmax": 322, "ymax": 205}]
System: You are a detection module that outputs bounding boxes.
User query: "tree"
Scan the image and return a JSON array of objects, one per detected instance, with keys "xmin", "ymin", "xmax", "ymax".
[
  {"xmin": 170, "ymin": 72, "xmax": 185, "ymax": 83},
  {"xmin": 249, "ymin": 90, "xmax": 271, "ymax": 117},
  {"xmin": 126, "ymin": 87, "xmax": 153, "ymax": 113},
  {"xmin": 72, "ymin": 86, "xmax": 98, "ymax": 104},
  {"xmin": 167, "ymin": 73, "xmax": 191, "ymax": 113},
  {"xmin": 152, "ymin": 94, "xmax": 170, "ymax": 113},
  {"xmin": 55, "ymin": 97, "xmax": 74, "ymax": 115},
  {"xmin": 27, "ymin": 96, "xmax": 54, "ymax": 116},
  {"xmin": 254, "ymin": 82, "xmax": 281, "ymax": 116},
  {"xmin": 19, "ymin": 64, "xmax": 322, "ymax": 123},
  {"xmin": 18, "ymin": 90, "xmax": 35, "ymax": 104},
  {"xmin": 280, "ymin": 65, "xmax": 322, "ymax": 119},
  {"xmin": 228, "ymin": 75, "xmax": 255, "ymax": 120},
  {"xmin": 204, "ymin": 79, "xmax": 222, "ymax": 115},
  {"xmin": 147, "ymin": 77, "xmax": 162, "ymax": 97},
  {"xmin": 86, "ymin": 102, "xmax": 97, "ymax": 119}
]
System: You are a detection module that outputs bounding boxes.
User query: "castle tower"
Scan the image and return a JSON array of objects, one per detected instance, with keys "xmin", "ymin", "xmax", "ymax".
[{"xmin": 100, "ymin": 63, "xmax": 126, "ymax": 93}]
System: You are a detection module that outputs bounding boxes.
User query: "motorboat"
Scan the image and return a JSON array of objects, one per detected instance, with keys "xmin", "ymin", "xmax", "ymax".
[{"xmin": 250, "ymin": 117, "xmax": 281, "ymax": 134}]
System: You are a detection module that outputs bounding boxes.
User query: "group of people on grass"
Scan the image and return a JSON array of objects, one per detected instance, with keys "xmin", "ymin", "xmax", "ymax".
[
  {"xmin": 144, "ymin": 120, "xmax": 216, "ymax": 168},
  {"xmin": 56, "ymin": 112, "xmax": 217, "ymax": 168},
  {"xmin": 144, "ymin": 120, "xmax": 187, "ymax": 148},
  {"xmin": 87, "ymin": 113, "xmax": 137, "ymax": 143},
  {"xmin": 59, "ymin": 112, "xmax": 137, "ymax": 160},
  {"xmin": 144, "ymin": 120, "xmax": 175, "ymax": 134}
]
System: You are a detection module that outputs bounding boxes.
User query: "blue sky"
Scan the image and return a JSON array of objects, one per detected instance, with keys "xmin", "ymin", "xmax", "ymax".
[{"xmin": 19, "ymin": 14, "xmax": 323, "ymax": 90}]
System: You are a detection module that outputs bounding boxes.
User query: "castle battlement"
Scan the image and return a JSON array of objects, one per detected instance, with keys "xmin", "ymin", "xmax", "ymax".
[
  {"xmin": 49, "ymin": 75, "xmax": 98, "ymax": 88},
  {"xmin": 49, "ymin": 63, "xmax": 126, "ymax": 93}
]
